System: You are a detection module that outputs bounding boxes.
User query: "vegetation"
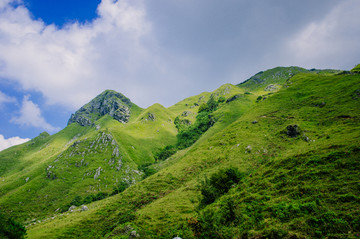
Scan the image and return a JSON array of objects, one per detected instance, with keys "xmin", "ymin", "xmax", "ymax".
[
  {"xmin": 0, "ymin": 211, "xmax": 26, "ymax": 239},
  {"xmin": 199, "ymin": 167, "xmax": 244, "ymax": 207},
  {"xmin": 0, "ymin": 66, "xmax": 359, "ymax": 238},
  {"xmin": 156, "ymin": 95, "xmax": 222, "ymax": 160}
]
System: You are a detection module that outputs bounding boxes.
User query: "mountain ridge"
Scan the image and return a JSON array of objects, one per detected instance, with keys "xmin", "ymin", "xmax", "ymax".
[{"xmin": 1, "ymin": 65, "xmax": 359, "ymax": 239}]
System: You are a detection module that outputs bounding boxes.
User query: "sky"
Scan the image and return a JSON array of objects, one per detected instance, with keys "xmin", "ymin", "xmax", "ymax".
[{"xmin": 0, "ymin": 0, "xmax": 359, "ymax": 151}]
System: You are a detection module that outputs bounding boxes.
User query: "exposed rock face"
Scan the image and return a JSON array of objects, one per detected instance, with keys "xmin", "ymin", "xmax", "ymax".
[
  {"xmin": 181, "ymin": 111, "xmax": 192, "ymax": 117},
  {"xmin": 264, "ymin": 84, "xmax": 278, "ymax": 91},
  {"xmin": 226, "ymin": 94, "xmax": 242, "ymax": 103},
  {"xmin": 68, "ymin": 90, "xmax": 133, "ymax": 126},
  {"xmin": 147, "ymin": 112, "xmax": 156, "ymax": 121}
]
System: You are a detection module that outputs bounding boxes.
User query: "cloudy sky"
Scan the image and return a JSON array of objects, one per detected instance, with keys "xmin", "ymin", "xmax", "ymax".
[{"xmin": 0, "ymin": 0, "xmax": 359, "ymax": 151}]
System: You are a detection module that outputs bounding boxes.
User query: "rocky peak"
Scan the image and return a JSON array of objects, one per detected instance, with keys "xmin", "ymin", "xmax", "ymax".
[{"xmin": 68, "ymin": 90, "xmax": 133, "ymax": 126}]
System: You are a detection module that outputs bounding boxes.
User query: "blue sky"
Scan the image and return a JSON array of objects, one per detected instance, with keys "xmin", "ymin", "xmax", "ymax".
[{"xmin": 0, "ymin": 0, "xmax": 359, "ymax": 151}]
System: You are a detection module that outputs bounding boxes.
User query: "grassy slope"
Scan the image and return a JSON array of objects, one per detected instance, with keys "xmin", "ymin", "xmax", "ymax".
[
  {"xmin": 0, "ymin": 102, "xmax": 178, "ymax": 223},
  {"xmin": 26, "ymin": 70, "xmax": 360, "ymax": 238}
]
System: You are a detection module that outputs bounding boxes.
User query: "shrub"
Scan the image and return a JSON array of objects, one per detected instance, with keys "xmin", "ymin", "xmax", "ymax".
[
  {"xmin": 198, "ymin": 103, "xmax": 209, "ymax": 113},
  {"xmin": 94, "ymin": 192, "xmax": 108, "ymax": 201},
  {"xmin": 218, "ymin": 96, "xmax": 226, "ymax": 103},
  {"xmin": 0, "ymin": 211, "xmax": 27, "ymax": 239},
  {"xmin": 156, "ymin": 145, "xmax": 177, "ymax": 161},
  {"xmin": 70, "ymin": 195, "xmax": 83, "ymax": 206},
  {"xmin": 111, "ymin": 182, "xmax": 130, "ymax": 195},
  {"xmin": 200, "ymin": 167, "xmax": 244, "ymax": 207}
]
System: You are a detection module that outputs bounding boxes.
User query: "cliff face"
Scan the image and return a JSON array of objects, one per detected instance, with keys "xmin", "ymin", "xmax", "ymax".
[{"xmin": 68, "ymin": 90, "xmax": 132, "ymax": 126}]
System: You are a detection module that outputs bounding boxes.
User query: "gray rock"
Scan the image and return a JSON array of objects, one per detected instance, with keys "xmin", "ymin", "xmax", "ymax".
[
  {"xmin": 147, "ymin": 112, "xmax": 156, "ymax": 121},
  {"xmin": 112, "ymin": 146, "xmax": 120, "ymax": 158},
  {"xmin": 94, "ymin": 167, "xmax": 102, "ymax": 180},
  {"xmin": 68, "ymin": 205, "xmax": 76, "ymax": 212},
  {"xmin": 181, "ymin": 111, "xmax": 192, "ymax": 117},
  {"xmin": 252, "ymin": 120, "xmax": 258, "ymax": 124},
  {"xmin": 128, "ymin": 230, "xmax": 139, "ymax": 238},
  {"xmin": 264, "ymin": 84, "xmax": 278, "ymax": 91},
  {"xmin": 245, "ymin": 145, "xmax": 252, "ymax": 153},
  {"xmin": 68, "ymin": 90, "xmax": 132, "ymax": 126},
  {"xmin": 81, "ymin": 205, "xmax": 89, "ymax": 211}
]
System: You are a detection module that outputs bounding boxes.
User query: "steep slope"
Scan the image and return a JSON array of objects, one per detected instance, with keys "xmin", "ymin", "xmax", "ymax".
[
  {"xmin": 25, "ymin": 68, "xmax": 360, "ymax": 238},
  {"xmin": 68, "ymin": 90, "xmax": 141, "ymax": 126},
  {"xmin": 0, "ymin": 90, "xmax": 177, "ymax": 223}
]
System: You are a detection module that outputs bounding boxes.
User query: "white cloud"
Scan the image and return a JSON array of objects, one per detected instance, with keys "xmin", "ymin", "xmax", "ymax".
[
  {"xmin": 285, "ymin": 0, "xmax": 360, "ymax": 69},
  {"xmin": 11, "ymin": 95, "xmax": 59, "ymax": 132},
  {"xmin": 0, "ymin": 0, "xmax": 359, "ymax": 113},
  {"xmin": 0, "ymin": 0, "xmax": 158, "ymax": 109},
  {"xmin": 0, "ymin": 134, "xmax": 30, "ymax": 151},
  {"xmin": 0, "ymin": 91, "xmax": 16, "ymax": 105}
]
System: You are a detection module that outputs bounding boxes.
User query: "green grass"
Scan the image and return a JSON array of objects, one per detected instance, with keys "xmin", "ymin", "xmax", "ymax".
[
  {"xmin": 350, "ymin": 64, "xmax": 360, "ymax": 73},
  {"xmin": 1, "ymin": 66, "xmax": 359, "ymax": 238},
  {"xmin": 0, "ymin": 103, "xmax": 178, "ymax": 223}
]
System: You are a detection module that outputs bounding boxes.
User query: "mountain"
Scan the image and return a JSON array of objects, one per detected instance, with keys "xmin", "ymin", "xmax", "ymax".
[
  {"xmin": 0, "ymin": 66, "xmax": 359, "ymax": 239},
  {"xmin": 68, "ymin": 90, "xmax": 136, "ymax": 126}
]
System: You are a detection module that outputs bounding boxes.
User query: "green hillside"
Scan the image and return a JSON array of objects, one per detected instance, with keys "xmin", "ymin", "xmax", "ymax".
[
  {"xmin": 1, "ymin": 66, "xmax": 359, "ymax": 239},
  {"xmin": 0, "ymin": 92, "xmax": 178, "ymax": 223}
]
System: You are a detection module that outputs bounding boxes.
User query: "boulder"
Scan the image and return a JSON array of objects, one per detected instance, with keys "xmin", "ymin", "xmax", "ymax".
[
  {"xmin": 128, "ymin": 230, "xmax": 139, "ymax": 238},
  {"xmin": 68, "ymin": 205, "xmax": 76, "ymax": 212},
  {"xmin": 81, "ymin": 205, "xmax": 89, "ymax": 211}
]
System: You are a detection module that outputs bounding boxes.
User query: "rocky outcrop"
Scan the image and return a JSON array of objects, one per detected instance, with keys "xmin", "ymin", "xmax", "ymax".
[
  {"xmin": 226, "ymin": 94, "xmax": 242, "ymax": 103},
  {"xmin": 68, "ymin": 90, "xmax": 133, "ymax": 126},
  {"xmin": 264, "ymin": 84, "xmax": 278, "ymax": 91}
]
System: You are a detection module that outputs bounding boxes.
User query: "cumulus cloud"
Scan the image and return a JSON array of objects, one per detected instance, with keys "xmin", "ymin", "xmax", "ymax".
[
  {"xmin": 0, "ymin": 134, "xmax": 30, "ymax": 151},
  {"xmin": 0, "ymin": 91, "xmax": 16, "ymax": 106},
  {"xmin": 11, "ymin": 95, "xmax": 59, "ymax": 132},
  {"xmin": 284, "ymin": 0, "xmax": 360, "ymax": 69},
  {"xmin": 0, "ymin": 0, "xmax": 159, "ymax": 109},
  {"xmin": 0, "ymin": 0, "xmax": 359, "ymax": 113}
]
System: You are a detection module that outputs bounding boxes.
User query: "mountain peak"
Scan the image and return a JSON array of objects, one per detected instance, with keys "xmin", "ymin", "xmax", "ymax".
[{"xmin": 68, "ymin": 90, "xmax": 133, "ymax": 126}]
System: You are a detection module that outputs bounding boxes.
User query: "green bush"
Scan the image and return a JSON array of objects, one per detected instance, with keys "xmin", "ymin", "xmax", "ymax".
[
  {"xmin": 111, "ymin": 182, "xmax": 130, "ymax": 195},
  {"xmin": 70, "ymin": 195, "xmax": 83, "ymax": 207},
  {"xmin": 155, "ymin": 145, "xmax": 177, "ymax": 161},
  {"xmin": 0, "ymin": 211, "xmax": 27, "ymax": 239},
  {"xmin": 198, "ymin": 103, "xmax": 209, "ymax": 113},
  {"xmin": 157, "ymin": 95, "xmax": 219, "ymax": 161},
  {"xmin": 200, "ymin": 167, "xmax": 244, "ymax": 207},
  {"xmin": 218, "ymin": 96, "xmax": 226, "ymax": 103},
  {"xmin": 94, "ymin": 192, "xmax": 108, "ymax": 201}
]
